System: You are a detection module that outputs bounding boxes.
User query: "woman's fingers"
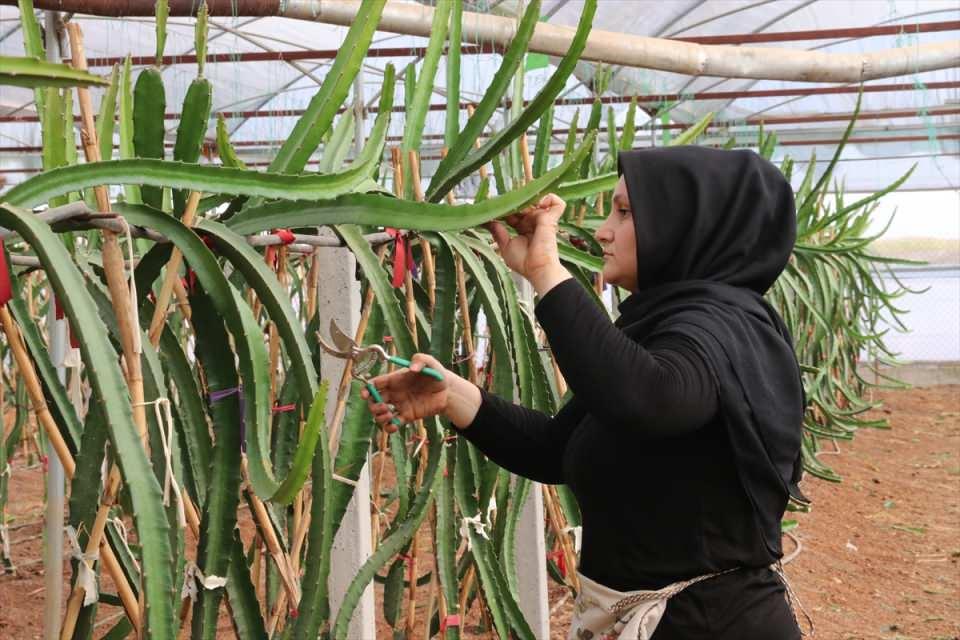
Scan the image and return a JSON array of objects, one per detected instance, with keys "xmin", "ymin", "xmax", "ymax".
[
  {"xmin": 488, "ymin": 220, "xmax": 511, "ymax": 253},
  {"xmin": 409, "ymin": 352, "xmax": 443, "ymax": 374}
]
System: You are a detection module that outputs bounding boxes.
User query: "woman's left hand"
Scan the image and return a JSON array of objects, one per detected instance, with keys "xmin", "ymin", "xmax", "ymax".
[{"xmin": 488, "ymin": 193, "xmax": 571, "ymax": 294}]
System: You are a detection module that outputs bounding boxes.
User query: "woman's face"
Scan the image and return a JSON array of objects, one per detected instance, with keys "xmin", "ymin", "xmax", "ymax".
[{"xmin": 594, "ymin": 177, "xmax": 638, "ymax": 291}]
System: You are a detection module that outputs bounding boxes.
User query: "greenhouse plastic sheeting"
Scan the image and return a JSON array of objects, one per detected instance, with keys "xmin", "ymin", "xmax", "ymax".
[{"xmin": 0, "ymin": 0, "xmax": 957, "ymax": 191}]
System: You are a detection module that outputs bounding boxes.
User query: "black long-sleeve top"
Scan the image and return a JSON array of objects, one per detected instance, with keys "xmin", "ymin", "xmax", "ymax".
[{"xmin": 461, "ymin": 278, "xmax": 774, "ymax": 591}]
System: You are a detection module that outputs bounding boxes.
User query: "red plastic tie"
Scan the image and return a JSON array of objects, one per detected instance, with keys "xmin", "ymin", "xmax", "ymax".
[
  {"xmin": 264, "ymin": 245, "xmax": 277, "ymax": 269},
  {"xmin": 0, "ymin": 248, "xmax": 12, "ymax": 307},
  {"xmin": 41, "ymin": 455, "xmax": 49, "ymax": 473},
  {"xmin": 54, "ymin": 295, "xmax": 79, "ymax": 348},
  {"xmin": 274, "ymin": 228, "xmax": 296, "ymax": 246},
  {"xmin": 440, "ymin": 615, "xmax": 461, "ymax": 632},
  {"xmin": 272, "ymin": 403, "xmax": 297, "ymax": 414},
  {"xmin": 546, "ymin": 550, "xmax": 567, "ymax": 578}
]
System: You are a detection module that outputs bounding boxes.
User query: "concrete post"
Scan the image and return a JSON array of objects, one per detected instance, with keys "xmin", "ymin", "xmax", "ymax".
[
  {"xmin": 45, "ymin": 298, "xmax": 66, "ymax": 640},
  {"xmin": 511, "ymin": 276, "xmax": 550, "ymax": 638},
  {"xmin": 316, "ymin": 240, "xmax": 377, "ymax": 639},
  {"xmin": 44, "ymin": 14, "xmax": 65, "ymax": 640}
]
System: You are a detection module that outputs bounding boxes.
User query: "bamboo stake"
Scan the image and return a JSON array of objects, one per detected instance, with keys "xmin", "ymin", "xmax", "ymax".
[
  {"xmin": 146, "ymin": 191, "xmax": 201, "ymax": 345},
  {"xmin": 370, "ymin": 336, "xmax": 398, "ymax": 551},
  {"xmin": 250, "ymin": 536, "xmax": 263, "ymax": 612},
  {"xmin": 0, "ymin": 309, "xmax": 75, "ymax": 478},
  {"xmin": 395, "ymin": 146, "xmax": 430, "ymax": 637},
  {"xmin": 266, "ymin": 494, "xmax": 312, "ymax": 635},
  {"xmin": 542, "ymin": 484, "xmax": 580, "ymax": 592},
  {"xmin": 0, "ymin": 309, "xmax": 142, "ymax": 630},
  {"xmin": 408, "ymin": 150, "xmax": 436, "ymax": 316},
  {"xmin": 457, "ymin": 566, "xmax": 476, "ymax": 628},
  {"xmin": 466, "ymin": 106, "xmax": 488, "ymax": 180},
  {"xmin": 266, "ymin": 243, "xmax": 288, "ymax": 409},
  {"xmin": 304, "ymin": 250, "xmax": 320, "ymax": 322},
  {"xmin": 171, "ymin": 277, "xmax": 192, "ymax": 321},
  {"xmin": 454, "ymin": 256, "xmax": 479, "ymax": 384},
  {"xmin": 242, "ymin": 460, "xmax": 300, "ymax": 608},
  {"xmin": 440, "ymin": 148, "xmax": 456, "ymax": 205},
  {"xmin": 519, "ymin": 133, "xmax": 534, "ymax": 184},
  {"xmin": 63, "ymin": 24, "xmax": 150, "ymax": 638}
]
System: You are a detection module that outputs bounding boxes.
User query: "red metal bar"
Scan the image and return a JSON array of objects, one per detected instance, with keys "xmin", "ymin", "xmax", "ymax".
[
  {"xmin": 776, "ymin": 134, "xmax": 960, "ymax": 146},
  {"xmin": 0, "ymin": 108, "xmax": 955, "ymax": 153},
  {"xmin": 3, "ymin": 81, "xmax": 957, "ymax": 125},
  {"xmin": 83, "ymin": 44, "xmax": 497, "ymax": 68},
  {"xmin": 672, "ymin": 20, "xmax": 960, "ymax": 45},
  {"xmin": 2, "ymin": 134, "xmax": 956, "ymax": 175}
]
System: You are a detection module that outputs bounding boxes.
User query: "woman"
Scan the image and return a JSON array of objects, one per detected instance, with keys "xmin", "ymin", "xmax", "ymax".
[{"xmin": 362, "ymin": 146, "xmax": 807, "ymax": 639}]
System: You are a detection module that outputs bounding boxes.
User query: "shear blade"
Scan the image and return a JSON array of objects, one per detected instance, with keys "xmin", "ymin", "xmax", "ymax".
[
  {"xmin": 329, "ymin": 319, "xmax": 358, "ymax": 353},
  {"xmin": 317, "ymin": 333, "xmax": 351, "ymax": 359}
]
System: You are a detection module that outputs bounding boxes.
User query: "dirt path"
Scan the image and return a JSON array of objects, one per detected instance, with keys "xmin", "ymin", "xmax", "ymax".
[
  {"xmin": 1, "ymin": 386, "xmax": 957, "ymax": 639},
  {"xmin": 785, "ymin": 385, "xmax": 959, "ymax": 640}
]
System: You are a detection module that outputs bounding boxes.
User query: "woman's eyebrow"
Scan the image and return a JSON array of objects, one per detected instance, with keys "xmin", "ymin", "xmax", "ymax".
[{"xmin": 612, "ymin": 194, "xmax": 629, "ymax": 207}]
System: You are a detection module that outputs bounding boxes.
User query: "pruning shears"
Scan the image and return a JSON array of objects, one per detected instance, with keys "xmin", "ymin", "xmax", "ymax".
[{"xmin": 316, "ymin": 319, "xmax": 444, "ymax": 427}]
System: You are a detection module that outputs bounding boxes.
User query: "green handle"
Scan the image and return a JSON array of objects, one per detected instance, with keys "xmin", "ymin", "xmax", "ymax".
[
  {"xmin": 387, "ymin": 356, "xmax": 445, "ymax": 381},
  {"xmin": 365, "ymin": 381, "xmax": 402, "ymax": 427}
]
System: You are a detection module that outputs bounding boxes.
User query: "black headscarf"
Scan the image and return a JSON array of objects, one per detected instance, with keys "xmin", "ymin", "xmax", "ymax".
[{"xmin": 616, "ymin": 146, "xmax": 807, "ymax": 558}]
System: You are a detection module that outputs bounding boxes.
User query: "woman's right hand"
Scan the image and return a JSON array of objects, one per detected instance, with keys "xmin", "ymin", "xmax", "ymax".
[{"xmin": 361, "ymin": 354, "xmax": 482, "ymax": 432}]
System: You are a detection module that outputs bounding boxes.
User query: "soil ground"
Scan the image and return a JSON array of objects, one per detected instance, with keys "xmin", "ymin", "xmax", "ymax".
[{"xmin": 1, "ymin": 386, "xmax": 957, "ymax": 640}]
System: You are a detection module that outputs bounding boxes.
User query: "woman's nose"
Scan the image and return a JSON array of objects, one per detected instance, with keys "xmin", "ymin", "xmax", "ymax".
[{"xmin": 594, "ymin": 224, "xmax": 612, "ymax": 244}]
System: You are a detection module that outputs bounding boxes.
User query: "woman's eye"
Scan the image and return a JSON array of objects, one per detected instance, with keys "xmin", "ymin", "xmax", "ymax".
[{"xmin": 618, "ymin": 208, "xmax": 630, "ymax": 216}]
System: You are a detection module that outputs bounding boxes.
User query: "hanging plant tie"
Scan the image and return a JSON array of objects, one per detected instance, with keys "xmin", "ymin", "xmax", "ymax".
[
  {"xmin": 386, "ymin": 228, "xmax": 416, "ymax": 288},
  {"xmin": 134, "ymin": 398, "xmax": 187, "ymax": 527},
  {"xmin": 440, "ymin": 615, "xmax": 461, "ymax": 633},
  {"xmin": 274, "ymin": 228, "xmax": 296, "ymax": 246},
  {"xmin": 64, "ymin": 525, "xmax": 99, "ymax": 607},
  {"xmin": 0, "ymin": 249, "xmax": 12, "ymax": 307},
  {"xmin": 459, "ymin": 513, "xmax": 490, "ymax": 550},
  {"xmin": 547, "ymin": 549, "xmax": 567, "ymax": 578},
  {"xmin": 209, "ymin": 386, "xmax": 245, "ymax": 451},
  {"xmin": 181, "ymin": 562, "xmax": 227, "ymax": 602}
]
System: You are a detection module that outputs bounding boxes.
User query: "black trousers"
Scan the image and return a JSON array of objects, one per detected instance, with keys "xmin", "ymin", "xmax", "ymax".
[{"xmin": 651, "ymin": 567, "xmax": 802, "ymax": 639}]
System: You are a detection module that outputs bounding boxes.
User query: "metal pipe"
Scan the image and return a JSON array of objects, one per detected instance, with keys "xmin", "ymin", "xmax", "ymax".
[
  {"xmin": 69, "ymin": 21, "xmax": 960, "ymax": 68},
  {"xmin": 1, "ymin": 202, "xmax": 409, "ymax": 249},
  {"xmin": 4, "ymin": 80, "xmax": 958, "ymax": 125},
  {"xmin": 2, "ymin": 107, "xmax": 957, "ymax": 154}
]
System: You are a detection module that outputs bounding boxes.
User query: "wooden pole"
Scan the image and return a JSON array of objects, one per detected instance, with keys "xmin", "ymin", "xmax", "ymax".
[
  {"xmin": 146, "ymin": 191, "xmax": 201, "ymax": 345},
  {"xmin": 0, "ymin": 308, "xmax": 142, "ymax": 631}
]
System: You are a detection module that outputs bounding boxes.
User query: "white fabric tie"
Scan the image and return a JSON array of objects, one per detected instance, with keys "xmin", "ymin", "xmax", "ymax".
[
  {"xmin": 0, "ymin": 523, "xmax": 11, "ymax": 565},
  {"xmin": 563, "ymin": 525, "xmax": 583, "ymax": 555},
  {"xmin": 65, "ymin": 525, "xmax": 99, "ymax": 607},
  {"xmin": 459, "ymin": 512, "xmax": 490, "ymax": 550},
  {"xmin": 134, "ymin": 398, "xmax": 186, "ymax": 528},
  {"xmin": 331, "ymin": 472, "xmax": 358, "ymax": 487},
  {"xmin": 109, "ymin": 517, "xmax": 141, "ymax": 574},
  {"xmin": 485, "ymin": 496, "xmax": 497, "ymax": 523},
  {"xmin": 182, "ymin": 562, "xmax": 228, "ymax": 601}
]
